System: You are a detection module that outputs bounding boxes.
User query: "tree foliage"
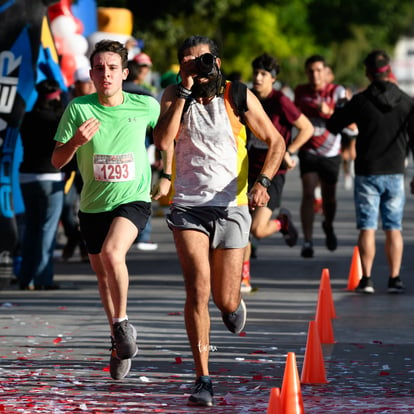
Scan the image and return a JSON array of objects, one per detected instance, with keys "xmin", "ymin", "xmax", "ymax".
[{"xmin": 97, "ymin": 0, "xmax": 414, "ymax": 89}]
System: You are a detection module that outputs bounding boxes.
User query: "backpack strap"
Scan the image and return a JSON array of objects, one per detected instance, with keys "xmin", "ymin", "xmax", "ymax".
[
  {"xmin": 181, "ymin": 80, "xmax": 248, "ymax": 124},
  {"xmin": 228, "ymin": 80, "xmax": 248, "ymax": 124}
]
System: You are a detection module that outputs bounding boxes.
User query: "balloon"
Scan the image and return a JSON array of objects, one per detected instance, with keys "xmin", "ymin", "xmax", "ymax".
[
  {"xmin": 48, "ymin": 0, "xmax": 72, "ymax": 21},
  {"xmin": 60, "ymin": 53, "xmax": 76, "ymax": 86},
  {"xmin": 53, "ymin": 35, "xmax": 64, "ymax": 55},
  {"xmin": 74, "ymin": 17, "xmax": 84, "ymax": 34},
  {"xmin": 74, "ymin": 54, "xmax": 90, "ymax": 71},
  {"xmin": 50, "ymin": 15, "xmax": 77, "ymax": 38},
  {"xmin": 60, "ymin": 33, "xmax": 88, "ymax": 56}
]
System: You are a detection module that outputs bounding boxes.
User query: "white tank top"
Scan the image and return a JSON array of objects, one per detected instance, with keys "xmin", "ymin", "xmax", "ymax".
[{"xmin": 173, "ymin": 95, "xmax": 248, "ymax": 207}]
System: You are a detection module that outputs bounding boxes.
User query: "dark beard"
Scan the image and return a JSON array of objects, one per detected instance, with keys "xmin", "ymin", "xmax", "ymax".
[{"xmin": 191, "ymin": 71, "xmax": 221, "ymax": 98}]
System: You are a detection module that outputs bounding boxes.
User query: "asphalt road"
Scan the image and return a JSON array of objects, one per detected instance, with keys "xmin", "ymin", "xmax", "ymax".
[{"xmin": 1, "ymin": 164, "xmax": 413, "ymax": 413}]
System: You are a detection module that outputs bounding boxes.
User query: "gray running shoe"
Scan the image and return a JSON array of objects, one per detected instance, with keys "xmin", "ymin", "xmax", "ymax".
[
  {"xmin": 221, "ymin": 299, "xmax": 247, "ymax": 334},
  {"xmin": 113, "ymin": 320, "xmax": 138, "ymax": 360},
  {"xmin": 187, "ymin": 376, "xmax": 214, "ymax": 407},
  {"xmin": 109, "ymin": 337, "xmax": 132, "ymax": 380}
]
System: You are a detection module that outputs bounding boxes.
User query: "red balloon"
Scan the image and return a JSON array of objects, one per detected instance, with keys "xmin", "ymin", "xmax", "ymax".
[
  {"xmin": 60, "ymin": 53, "xmax": 76, "ymax": 86},
  {"xmin": 74, "ymin": 17, "xmax": 84, "ymax": 34},
  {"xmin": 53, "ymin": 35, "xmax": 64, "ymax": 55},
  {"xmin": 48, "ymin": 0, "xmax": 73, "ymax": 21}
]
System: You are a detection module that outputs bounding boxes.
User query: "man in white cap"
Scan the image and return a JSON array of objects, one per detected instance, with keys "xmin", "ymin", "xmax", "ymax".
[{"xmin": 72, "ymin": 66, "xmax": 96, "ymax": 98}]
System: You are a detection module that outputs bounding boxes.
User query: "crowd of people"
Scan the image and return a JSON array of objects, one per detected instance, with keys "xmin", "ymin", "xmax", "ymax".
[{"xmin": 12, "ymin": 35, "xmax": 414, "ymax": 407}]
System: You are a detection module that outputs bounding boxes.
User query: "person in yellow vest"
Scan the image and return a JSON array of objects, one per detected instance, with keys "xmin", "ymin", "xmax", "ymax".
[{"xmin": 154, "ymin": 35, "xmax": 285, "ymax": 407}]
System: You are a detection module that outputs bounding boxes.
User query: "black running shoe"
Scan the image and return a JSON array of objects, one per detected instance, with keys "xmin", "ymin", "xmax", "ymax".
[
  {"xmin": 355, "ymin": 276, "xmax": 375, "ymax": 294},
  {"xmin": 187, "ymin": 376, "xmax": 214, "ymax": 407},
  {"xmin": 278, "ymin": 208, "xmax": 298, "ymax": 247},
  {"xmin": 113, "ymin": 320, "xmax": 138, "ymax": 360},
  {"xmin": 387, "ymin": 276, "xmax": 405, "ymax": 294},
  {"xmin": 109, "ymin": 336, "xmax": 132, "ymax": 380},
  {"xmin": 322, "ymin": 221, "xmax": 337, "ymax": 251},
  {"xmin": 221, "ymin": 299, "xmax": 247, "ymax": 334},
  {"xmin": 301, "ymin": 241, "xmax": 314, "ymax": 258}
]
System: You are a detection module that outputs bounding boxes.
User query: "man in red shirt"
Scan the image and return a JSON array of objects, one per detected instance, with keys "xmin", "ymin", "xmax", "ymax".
[{"xmin": 294, "ymin": 55, "xmax": 347, "ymax": 258}]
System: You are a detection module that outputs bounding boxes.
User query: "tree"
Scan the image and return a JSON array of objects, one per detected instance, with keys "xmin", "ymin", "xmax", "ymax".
[{"xmin": 97, "ymin": 0, "xmax": 414, "ymax": 89}]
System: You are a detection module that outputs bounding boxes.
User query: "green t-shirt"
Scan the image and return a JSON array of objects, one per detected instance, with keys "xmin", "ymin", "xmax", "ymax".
[{"xmin": 54, "ymin": 92, "xmax": 160, "ymax": 213}]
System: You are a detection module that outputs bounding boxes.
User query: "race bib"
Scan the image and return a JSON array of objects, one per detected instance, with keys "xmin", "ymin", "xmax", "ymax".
[{"xmin": 93, "ymin": 153, "xmax": 135, "ymax": 182}]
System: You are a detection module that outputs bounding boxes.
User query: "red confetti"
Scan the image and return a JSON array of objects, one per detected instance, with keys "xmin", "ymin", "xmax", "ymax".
[
  {"xmin": 174, "ymin": 357, "xmax": 182, "ymax": 364},
  {"xmin": 53, "ymin": 337, "xmax": 62, "ymax": 344}
]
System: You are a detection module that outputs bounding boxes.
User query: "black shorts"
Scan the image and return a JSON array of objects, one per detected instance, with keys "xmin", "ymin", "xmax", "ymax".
[
  {"xmin": 78, "ymin": 201, "xmax": 151, "ymax": 254},
  {"xmin": 248, "ymin": 173, "xmax": 286, "ymax": 212},
  {"xmin": 298, "ymin": 152, "xmax": 341, "ymax": 185}
]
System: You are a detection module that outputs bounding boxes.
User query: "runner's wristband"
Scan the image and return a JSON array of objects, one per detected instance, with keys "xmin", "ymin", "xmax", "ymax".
[
  {"xmin": 176, "ymin": 83, "xmax": 192, "ymax": 99},
  {"xmin": 160, "ymin": 171, "xmax": 172, "ymax": 181}
]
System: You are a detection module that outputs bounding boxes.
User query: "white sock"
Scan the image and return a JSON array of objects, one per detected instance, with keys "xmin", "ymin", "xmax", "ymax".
[{"xmin": 113, "ymin": 315, "xmax": 128, "ymax": 324}]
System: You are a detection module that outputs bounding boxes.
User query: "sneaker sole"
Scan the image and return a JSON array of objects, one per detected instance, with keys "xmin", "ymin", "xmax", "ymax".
[
  {"xmin": 355, "ymin": 287, "xmax": 375, "ymax": 294},
  {"xmin": 222, "ymin": 299, "xmax": 247, "ymax": 334},
  {"xmin": 187, "ymin": 397, "xmax": 214, "ymax": 407},
  {"xmin": 110, "ymin": 356, "xmax": 132, "ymax": 380},
  {"xmin": 387, "ymin": 288, "xmax": 405, "ymax": 294},
  {"xmin": 234, "ymin": 299, "xmax": 247, "ymax": 334}
]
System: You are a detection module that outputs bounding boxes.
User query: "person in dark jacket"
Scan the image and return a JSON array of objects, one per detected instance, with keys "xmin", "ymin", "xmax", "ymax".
[
  {"xmin": 18, "ymin": 79, "xmax": 65, "ymax": 290},
  {"xmin": 327, "ymin": 49, "xmax": 414, "ymax": 294}
]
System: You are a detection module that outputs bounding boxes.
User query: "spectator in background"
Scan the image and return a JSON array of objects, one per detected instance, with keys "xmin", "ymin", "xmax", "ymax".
[
  {"xmin": 325, "ymin": 65, "xmax": 357, "ymax": 190},
  {"xmin": 72, "ymin": 66, "xmax": 96, "ymax": 98},
  {"xmin": 327, "ymin": 49, "xmax": 414, "ymax": 294},
  {"xmin": 294, "ymin": 55, "xmax": 347, "ymax": 258},
  {"xmin": 18, "ymin": 79, "xmax": 65, "ymax": 290},
  {"xmin": 123, "ymin": 59, "xmax": 155, "ymax": 97},
  {"xmin": 126, "ymin": 52, "xmax": 157, "ymax": 96}
]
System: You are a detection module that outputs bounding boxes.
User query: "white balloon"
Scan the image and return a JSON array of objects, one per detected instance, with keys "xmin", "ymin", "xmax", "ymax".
[
  {"xmin": 61, "ymin": 34, "xmax": 89, "ymax": 56},
  {"xmin": 51, "ymin": 15, "xmax": 77, "ymax": 38},
  {"xmin": 74, "ymin": 54, "xmax": 91, "ymax": 70}
]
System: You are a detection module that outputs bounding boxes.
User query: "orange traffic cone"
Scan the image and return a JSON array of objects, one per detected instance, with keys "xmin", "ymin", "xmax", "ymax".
[
  {"xmin": 319, "ymin": 268, "xmax": 336, "ymax": 319},
  {"xmin": 347, "ymin": 246, "xmax": 362, "ymax": 290},
  {"xmin": 301, "ymin": 321, "xmax": 328, "ymax": 384},
  {"xmin": 281, "ymin": 352, "xmax": 305, "ymax": 414},
  {"xmin": 267, "ymin": 387, "xmax": 282, "ymax": 414},
  {"xmin": 315, "ymin": 286, "xmax": 335, "ymax": 344}
]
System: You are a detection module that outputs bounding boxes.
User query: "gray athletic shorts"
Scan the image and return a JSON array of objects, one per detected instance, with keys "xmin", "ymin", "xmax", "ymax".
[{"xmin": 167, "ymin": 204, "xmax": 251, "ymax": 249}]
